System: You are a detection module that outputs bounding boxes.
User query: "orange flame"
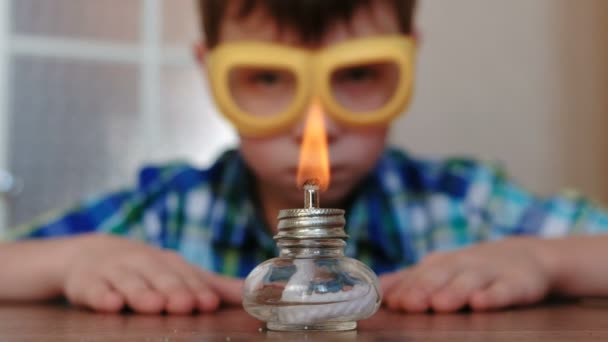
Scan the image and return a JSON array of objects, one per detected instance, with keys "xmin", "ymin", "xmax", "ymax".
[{"xmin": 297, "ymin": 99, "xmax": 330, "ymax": 191}]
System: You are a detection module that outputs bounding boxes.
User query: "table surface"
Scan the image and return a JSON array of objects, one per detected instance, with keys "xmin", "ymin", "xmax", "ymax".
[{"xmin": 0, "ymin": 301, "xmax": 607, "ymax": 341}]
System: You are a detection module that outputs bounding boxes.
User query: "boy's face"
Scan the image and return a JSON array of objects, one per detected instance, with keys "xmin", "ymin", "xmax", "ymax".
[{"xmin": 200, "ymin": 1, "xmax": 402, "ymax": 207}]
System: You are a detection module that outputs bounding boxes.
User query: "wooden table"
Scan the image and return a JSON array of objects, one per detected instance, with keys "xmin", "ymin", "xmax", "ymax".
[{"xmin": 0, "ymin": 301, "xmax": 607, "ymax": 341}]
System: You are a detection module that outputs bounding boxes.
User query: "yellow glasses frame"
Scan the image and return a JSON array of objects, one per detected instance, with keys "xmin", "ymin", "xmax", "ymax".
[{"xmin": 207, "ymin": 35, "xmax": 416, "ymax": 137}]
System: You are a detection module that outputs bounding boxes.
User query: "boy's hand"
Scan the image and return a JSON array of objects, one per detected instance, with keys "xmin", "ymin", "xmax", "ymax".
[
  {"xmin": 380, "ymin": 237, "xmax": 556, "ymax": 313},
  {"xmin": 62, "ymin": 234, "xmax": 243, "ymax": 314}
]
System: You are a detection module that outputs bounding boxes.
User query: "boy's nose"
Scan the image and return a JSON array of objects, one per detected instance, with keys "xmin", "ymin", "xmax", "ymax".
[{"xmin": 292, "ymin": 101, "xmax": 341, "ymax": 145}]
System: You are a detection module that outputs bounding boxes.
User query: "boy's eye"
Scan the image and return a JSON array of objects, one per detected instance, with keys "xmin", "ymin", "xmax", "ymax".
[
  {"xmin": 251, "ymin": 71, "xmax": 281, "ymax": 85},
  {"xmin": 330, "ymin": 62, "xmax": 400, "ymax": 113},
  {"xmin": 338, "ymin": 66, "xmax": 378, "ymax": 83}
]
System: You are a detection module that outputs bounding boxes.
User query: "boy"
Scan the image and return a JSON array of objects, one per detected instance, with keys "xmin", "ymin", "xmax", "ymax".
[{"xmin": 1, "ymin": 0, "xmax": 608, "ymax": 316}]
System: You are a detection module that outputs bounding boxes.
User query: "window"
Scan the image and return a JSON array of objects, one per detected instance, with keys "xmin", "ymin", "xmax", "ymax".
[{"xmin": 0, "ymin": 0, "xmax": 236, "ymax": 229}]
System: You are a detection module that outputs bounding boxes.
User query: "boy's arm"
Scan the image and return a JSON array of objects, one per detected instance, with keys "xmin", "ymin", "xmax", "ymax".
[
  {"xmin": 0, "ymin": 163, "xmax": 244, "ymax": 313},
  {"xmin": 542, "ymin": 235, "xmax": 608, "ymax": 297},
  {"xmin": 0, "ymin": 189, "xmax": 137, "ymax": 300},
  {"xmin": 481, "ymin": 164, "xmax": 608, "ymax": 238},
  {"xmin": 3, "ymin": 189, "xmax": 135, "ymax": 241},
  {"xmin": 381, "ymin": 159, "xmax": 608, "ymax": 312},
  {"xmin": 484, "ymin": 169, "xmax": 608, "ymax": 296},
  {"xmin": 0, "ymin": 188, "xmax": 138, "ymax": 302},
  {"xmin": 0, "ymin": 234, "xmax": 243, "ymax": 314},
  {"xmin": 381, "ymin": 234, "xmax": 608, "ymax": 313},
  {"xmin": 0, "ymin": 237, "xmax": 81, "ymax": 300}
]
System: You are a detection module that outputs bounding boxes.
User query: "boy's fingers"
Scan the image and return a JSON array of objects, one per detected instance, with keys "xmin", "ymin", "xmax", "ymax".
[
  {"xmin": 391, "ymin": 266, "xmax": 458, "ymax": 312},
  {"xmin": 171, "ymin": 262, "xmax": 220, "ymax": 313},
  {"xmin": 159, "ymin": 252, "xmax": 220, "ymax": 312},
  {"xmin": 164, "ymin": 288, "xmax": 198, "ymax": 314},
  {"xmin": 66, "ymin": 275, "xmax": 124, "ymax": 313},
  {"xmin": 195, "ymin": 285, "xmax": 221, "ymax": 313},
  {"xmin": 471, "ymin": 277, "xmax": 546, "ymax": 312},
  {"xmin": 382, "ymin": 272, "xmax": 416, "ymax": 310},
  {"xmin": 182, "ymin": 269, "xmax": 220, "ymax": 313},
  {"xmin": 103, "ymin": 266, "xmax": 165, "ymax": 314},
  {"xmin": 144, "ymin": 274, "xmax": 198, "ymax": 315},
  {"xmin": 384, "ymin": 273, "xmax": 427, "ymax": 312},
  {"xmin": 143, "ymin": 272, "xmax": 197, "ymax": 315},
  {"xmin": 430, "ymin": 271, "xmax": 493, "ymax": 313},
  {"xmin": 379, "ymin": 269, "xmax": 411, "ymax": 294},
  {"xmin": 153, "ymin": 250, "xmax": 220, "ymax": 313},
  {"xmin": 385, "ymin": 265, "xmax": 461, "ymax": 312},
  {"xmin": 200, "ymin": 270, "xmax": 244, "ymax": 305},
  {"xmin": 470, "ymin": 279, "xmax": 517, "ymax": 311},
  {"xmin": 130, "ymin": 254, "xmax": 200, "ymax": 314},
  {"xmin": 157, "ymin": 251, "xmax": 222, "ymax": 312},
  {"xmin": 129, "ymin": 254, "xmax": 184, "ymax": 293},
  {"xmin": 379, "ymin": 271, "xmax": 400, "ymax": 291},
  {"xmin": 394, "ymin": 286, "xmax": 430, "ymax": 313},
  {"xmin": 152, "ymin": 250, "xmax": 242, "ymax": 306},
  {"xmin": 89, "ymin": 284, "xmax": 125, "ymax": 313},
  {"xmin": 410, "ymin": 266, "xmax": 460, "ymax": 296}
]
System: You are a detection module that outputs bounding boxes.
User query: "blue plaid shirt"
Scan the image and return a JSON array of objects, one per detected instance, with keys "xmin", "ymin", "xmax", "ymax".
[{"xmin": 5, "ymin": 148, "xmax": 608, "ymax": 277}]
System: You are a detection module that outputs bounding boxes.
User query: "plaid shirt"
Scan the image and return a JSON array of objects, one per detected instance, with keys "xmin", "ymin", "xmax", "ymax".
[{"xmin": 5, "ymin": 149, "xmax": 608, "ymax": 277}]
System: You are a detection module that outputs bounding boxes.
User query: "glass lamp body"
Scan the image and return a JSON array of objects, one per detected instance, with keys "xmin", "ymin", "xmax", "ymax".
[{"xmin": 242, "ymin": 208, "xmax": 381, "ymax": 331}]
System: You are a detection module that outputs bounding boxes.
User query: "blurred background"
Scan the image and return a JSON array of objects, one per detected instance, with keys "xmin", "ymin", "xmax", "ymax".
[{"xmin": 0, "ymin": 0, "xmax": 606, "ymax": 230}]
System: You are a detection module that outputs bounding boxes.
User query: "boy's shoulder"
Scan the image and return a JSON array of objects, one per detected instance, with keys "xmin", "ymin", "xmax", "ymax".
[
  {"xmin": 136, "ymin": 150, "xmax": 245, "ymax": 194},
  {"xmin": 377, "ymin": 147, "xmax": 504, "ymax": 199}
]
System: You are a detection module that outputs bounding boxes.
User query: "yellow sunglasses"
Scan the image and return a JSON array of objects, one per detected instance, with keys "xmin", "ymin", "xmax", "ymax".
[{"xmin": 207, "ymin": 35, "xmax": 416, "ymax": 137}]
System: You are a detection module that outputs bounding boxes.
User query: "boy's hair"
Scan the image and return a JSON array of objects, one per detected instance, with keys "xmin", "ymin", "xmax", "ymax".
[{"xmin": 198, "ymin": 0, "xmax": 417, "ymax": 48}]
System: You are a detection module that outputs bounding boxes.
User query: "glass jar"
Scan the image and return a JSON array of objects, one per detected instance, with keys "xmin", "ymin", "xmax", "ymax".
[{"xmin": 242, "ymin": 206, "xmax": 382, "ymax": 331}]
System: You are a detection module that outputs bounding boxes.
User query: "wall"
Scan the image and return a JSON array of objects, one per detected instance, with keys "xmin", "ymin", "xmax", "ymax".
[{"xmin": 391, "ymin": 0, "xmax": 608, "ymax": 202}]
